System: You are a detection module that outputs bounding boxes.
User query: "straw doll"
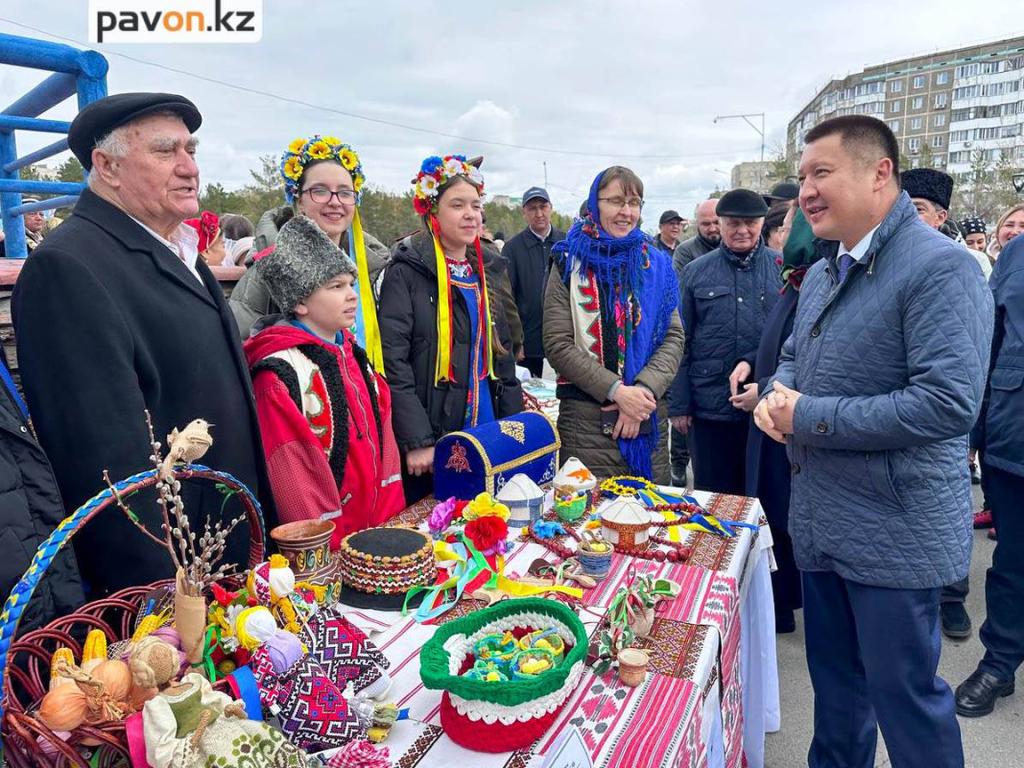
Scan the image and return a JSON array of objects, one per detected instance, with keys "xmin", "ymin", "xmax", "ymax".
[{"xmin": 129, "ymin": 636, "xmax": 311, "ymax": 768}]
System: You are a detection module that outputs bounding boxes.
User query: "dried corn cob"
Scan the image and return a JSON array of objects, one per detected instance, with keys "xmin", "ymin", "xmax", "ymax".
[
  {"xmin": 82, "ymin": 629, "xmax": 107, "ymax": 672},
  {"xmin": 49, "ymin": 648, "xmax": 76, "ymax": 690}
]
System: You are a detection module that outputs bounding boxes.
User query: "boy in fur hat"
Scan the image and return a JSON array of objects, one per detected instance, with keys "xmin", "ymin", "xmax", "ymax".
[{"xmin": 244, "ymin": 216, "xmax": 404, "ymax": 547}]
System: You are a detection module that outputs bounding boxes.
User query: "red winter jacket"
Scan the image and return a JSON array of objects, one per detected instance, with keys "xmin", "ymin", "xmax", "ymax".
[{"xmin": 244, "ymin": 323, "xmax": 404, "ymax": 548}]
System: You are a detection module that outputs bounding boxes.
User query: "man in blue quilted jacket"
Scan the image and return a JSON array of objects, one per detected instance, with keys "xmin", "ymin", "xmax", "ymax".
[{"xmin": 754, "ymin": 115, "xmax": 993, "ymax": 768}]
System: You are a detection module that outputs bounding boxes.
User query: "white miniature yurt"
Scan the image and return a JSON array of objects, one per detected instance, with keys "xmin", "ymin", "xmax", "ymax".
[
  {"xmin": 553, "ymin": 457, "xmax": 598, "ymax": 510},
  {"xmin": 600, "ymin": 497, "xmax": 653, "ymax": 548},
  {"xmin": 496, "ymin": 473, "xmax": 545, "ymax": 528}
]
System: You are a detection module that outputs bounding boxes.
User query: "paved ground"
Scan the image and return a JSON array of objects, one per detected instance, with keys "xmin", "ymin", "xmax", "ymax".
[{"xmin": 764, "ymin": 484, "xmax": 1024, "ymax": 767}]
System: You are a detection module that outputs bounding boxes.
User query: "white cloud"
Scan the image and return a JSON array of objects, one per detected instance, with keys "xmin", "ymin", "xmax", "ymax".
[{"xmin": 0, "ymin": 0, "xmax": 1019, "ymax": 217}]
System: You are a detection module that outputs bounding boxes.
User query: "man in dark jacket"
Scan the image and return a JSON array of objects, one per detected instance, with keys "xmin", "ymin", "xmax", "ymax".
[
  {"xmin": 13, "ymin": 93, "xmax": 275, "ymax": 597},
  {"xmin": 503, "ymin": 187, "xmax": 565, "ymax": 378},
  {"xmin": 902, "ymin": 167, "xmax": 974, "ymax": 640},
  {"xmin": 0, "ymin": 349, "xmax": 84, "ymax": 636},
  {"xmin": 672, "ymin": 199, "xmax": 720, "ymax": 278},
  {"xmin": 956, "ymin": 234, "xmax": 1024, "ymax": 718},
  {"xmin": 668, "ymin": 189, "xmax": 782, "ymax": 494},
  {"xmin": 755, "ymin": 116, "xmax": 992, "ymax": 768},
  {"xmin": 653, "ymin": 210, "xmax": 685, "ymax": 254}
]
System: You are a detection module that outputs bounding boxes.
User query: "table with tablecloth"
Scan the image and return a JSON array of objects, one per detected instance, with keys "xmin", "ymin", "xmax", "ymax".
[{"xmin": 338, "ymin": 490, "xmax": 778, "ymax": 768}]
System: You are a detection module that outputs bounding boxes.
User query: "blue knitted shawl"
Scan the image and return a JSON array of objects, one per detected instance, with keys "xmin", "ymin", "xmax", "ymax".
[{"xmin": 552, "ymin": 169, "xmax": 680, "ymax": 479}]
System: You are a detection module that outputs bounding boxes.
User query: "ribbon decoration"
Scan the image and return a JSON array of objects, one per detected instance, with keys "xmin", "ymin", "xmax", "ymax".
[
  {"xmin": 200, "ymin": 624, "xmax": 222, "ymax": 681},
  {"xmin": 681, "ymin": 514, "xmax": 759, "ymax": 538},
  {"xmin": 402, "ymin": 535, "xmax": 581, "ymax": 622},
  {"xmin": 348, "ymin": 209, "xmax": 386, "ymax": 376},
  {"xmin": 654, "ymin": 493, "xmax": 702, "ymax": 543},
  {"xmin": 226, "ymin": 665, "xmax": 264, "ymax": 721}
]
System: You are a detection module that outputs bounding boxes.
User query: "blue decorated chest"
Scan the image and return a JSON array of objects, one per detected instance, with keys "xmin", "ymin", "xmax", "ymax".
[{"xmin": 433, "ymin": 412, "xmax": 561, "ymax": 500}]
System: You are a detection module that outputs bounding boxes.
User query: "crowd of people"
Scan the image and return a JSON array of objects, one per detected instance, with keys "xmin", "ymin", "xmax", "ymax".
[{"xmin": 0, "ymin": 92, "xmax": 1022, "ymax": 768}]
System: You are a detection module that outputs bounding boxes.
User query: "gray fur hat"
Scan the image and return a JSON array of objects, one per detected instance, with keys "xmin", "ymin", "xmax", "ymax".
[{"xmin": 253, "ymin": 215, "xmax": 357, "ymax": 312}]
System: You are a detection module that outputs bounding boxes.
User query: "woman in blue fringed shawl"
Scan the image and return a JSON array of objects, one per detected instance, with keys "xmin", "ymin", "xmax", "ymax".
[{"xmin": 542, "ymin": 167, "xmax": 685, "ymax": 483}]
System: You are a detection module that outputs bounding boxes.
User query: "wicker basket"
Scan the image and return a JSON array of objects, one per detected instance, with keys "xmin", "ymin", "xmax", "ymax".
[
  {"xmin": 0, "ymin": 465, "xmax": 266, "ymax": 768},
  {"xmin": 419, "ymin": 597, "xmax": 588, "ymax": 753}
]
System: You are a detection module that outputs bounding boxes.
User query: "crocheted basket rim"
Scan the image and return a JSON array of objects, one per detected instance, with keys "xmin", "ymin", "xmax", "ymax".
[{"xmin": 419, "ymin": 597, "xmax": 588, "ymax": 706}]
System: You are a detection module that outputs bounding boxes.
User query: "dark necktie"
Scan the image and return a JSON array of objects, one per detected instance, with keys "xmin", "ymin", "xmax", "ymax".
[{"xmin": 838, "ymin": 253, "xmax": 855, "ymax": 282}]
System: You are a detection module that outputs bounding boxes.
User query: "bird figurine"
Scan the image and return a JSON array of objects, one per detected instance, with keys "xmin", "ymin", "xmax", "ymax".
[{"xmin": 159, "ymin": 419, "xmax": 213, "ymax": 481}]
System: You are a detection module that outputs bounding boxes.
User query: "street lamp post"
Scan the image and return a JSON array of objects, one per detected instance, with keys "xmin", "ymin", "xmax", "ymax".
[{"xmin": 714, "ymin": 112, "xmax": 766, "ymax": 163}]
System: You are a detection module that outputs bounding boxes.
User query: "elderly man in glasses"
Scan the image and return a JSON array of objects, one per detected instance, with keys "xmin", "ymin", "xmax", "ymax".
[{"xmin": 668, "ymin": 189, "xmax": 783, "ymax": 494}]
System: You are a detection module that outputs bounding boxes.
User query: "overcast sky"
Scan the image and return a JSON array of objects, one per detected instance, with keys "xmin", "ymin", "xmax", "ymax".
[{"xmin": 1, "ymin": 2, "xmax": 1021, "ymax": 218}]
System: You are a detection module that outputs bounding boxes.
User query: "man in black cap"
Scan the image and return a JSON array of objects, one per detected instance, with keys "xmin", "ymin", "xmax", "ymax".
[
  {"xmin": 0, "ymin": 198, "xmax": 46, "ymax": 258},
  {"xmin": 902, "ymin": 168, "xmax": 986, "ymax": 641},
  {"xmin": 654, "ymin": 210, "xmax": 686, "ymax": 254},
  {"xmin": 902, "ymin": 168, "xmax": 955, "ymax": 231},
  {"xmin": 672, "ymin": 199, "xmax": 720, "ymax": 276},
  {"xmin": 12, "ymin": 93, "xmax": 276, "ymax": 597},
  {"xmin": 503, "ymin": 186, "xmax": 566, "ymax": 378},
  {"xmin": 668, "ymin": 189, "xmax": 783, "ymax": 494},
  {"xmin": 763, "ymin": 181, "xmax": 800, "ymax": 208}
]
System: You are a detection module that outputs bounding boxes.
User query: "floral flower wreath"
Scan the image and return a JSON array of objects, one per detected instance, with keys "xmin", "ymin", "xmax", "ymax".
[
  {"xmin": 280, "ymin": 135, "xmax": 366, "ymax": 205},
  {"xmin": 412, "ymin": 154, "xmax": 485, "ymax": 216}
]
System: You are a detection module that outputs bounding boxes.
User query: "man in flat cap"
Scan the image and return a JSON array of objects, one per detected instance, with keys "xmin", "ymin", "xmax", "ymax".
[
  {"xmin": 503, "ymin": 186, "xmax": 565, "ymax": 378},
  {"xmin": 668, "ymin": 188, "xmax": 782, "ymax": 494},
  {"xmin": 763, "ymin": 181, "xmax": 800, "ymax": 208},
  {"xmin": 0, "ymin": 198, "xmax": 46, "ymax": 258},
  {"xmin": 13, "ymin": 93, "xmax": 276, "ymax": 597},
  {"xmin": 654, "ymin": 210, "xmax": 686, "ymax": 254}
]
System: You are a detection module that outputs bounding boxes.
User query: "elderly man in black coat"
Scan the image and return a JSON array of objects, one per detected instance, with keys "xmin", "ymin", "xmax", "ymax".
[{"xmin": 12, "ymin": 93, "xmax": 275, "ymax": 597}]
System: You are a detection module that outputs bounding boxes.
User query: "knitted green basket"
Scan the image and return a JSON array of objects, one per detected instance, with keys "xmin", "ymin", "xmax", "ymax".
[{"xmin": 419, "ymin": 597, "xmax": 587, "ymax": 707}]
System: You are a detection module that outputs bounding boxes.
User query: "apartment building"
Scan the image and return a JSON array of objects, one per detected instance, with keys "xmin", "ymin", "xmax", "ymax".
[{"xmin": 787, "ymin": 36, "xmax": 1024, "ymax": 179}]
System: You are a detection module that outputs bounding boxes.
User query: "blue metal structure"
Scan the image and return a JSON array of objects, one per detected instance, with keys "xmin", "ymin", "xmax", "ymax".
[{"xmin": 0, "ymin": 33, "xmax": 108, "ymax": 258}]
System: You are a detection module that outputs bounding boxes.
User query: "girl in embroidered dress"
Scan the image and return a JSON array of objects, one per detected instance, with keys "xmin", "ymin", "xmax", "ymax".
[
  {"xmin": 543, "ymin": 167, "xmax": 685, "ymax": 483},
  {"xmin": 244, "ymin": 210, "xmax": 404, "ymax": 549},
  {"xmin": 379, "ymin": 156, "xmax": 522, "ymax": 503}
]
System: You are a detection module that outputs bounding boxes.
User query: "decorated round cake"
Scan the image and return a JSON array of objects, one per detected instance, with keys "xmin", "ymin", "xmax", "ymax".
[{"xmin": 337, "ymin": 527, "xmax": 437, "ymax": 610}]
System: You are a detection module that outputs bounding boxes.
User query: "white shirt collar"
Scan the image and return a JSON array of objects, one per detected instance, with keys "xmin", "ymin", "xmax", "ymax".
[
  {"xmin": 128, "ymin": 216, "xmax": 204, "ymax": 283},
  {"xmin": 530, "ymin": 224, "xmax": 552, "ymax": 241},
  {"xmin": 838, "ymin": 224, "xmax": 881, "ymax": 264}
]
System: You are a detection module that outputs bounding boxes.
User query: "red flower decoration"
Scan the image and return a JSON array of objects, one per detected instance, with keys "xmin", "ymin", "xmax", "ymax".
[
  {"xmin": 413, "ymin": 196, "xmax": 433, "ymax": 216},
  {"xmin": 465, "ymin": 516, "xmax": 508, "ymax": 552},
  {"xmin": 453, "ymin": 500, "xmax": 469, "ymax": 519}
]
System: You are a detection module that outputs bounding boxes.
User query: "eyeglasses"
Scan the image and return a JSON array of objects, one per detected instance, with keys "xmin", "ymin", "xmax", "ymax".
[
  {"xmin": 598, "ymin": 197, "xmax": 644, "ymax": 211},
  {"xmin": 304, "ymin": 187, "xmax": 357, "ymax": 205}
]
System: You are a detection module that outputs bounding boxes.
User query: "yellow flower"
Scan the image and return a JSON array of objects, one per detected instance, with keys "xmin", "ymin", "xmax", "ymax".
[
  {"xmin": 353, "ymin": 174, "xmax": 365, "ymax": 191},
  {"xmin": 283, "ymin": 155, "xmax": 303, "ymax": 181},
  {"xmin": 339, "ymin": 148, "xmax": 359, "ymax": 171},
  {"xmin": 322, "ymin": 135, "xmax": 342, "ymax": 147},
  {"xmin": 307, "ymin": 140, "xmax": 331, "ymax": 160},
  {"xmin": 288, "ymin": 138, "xmax": 307, "ymax": 154},
  {"xmin": 464, "ymin": 492, "xmax": 510, "ymax": 521}
]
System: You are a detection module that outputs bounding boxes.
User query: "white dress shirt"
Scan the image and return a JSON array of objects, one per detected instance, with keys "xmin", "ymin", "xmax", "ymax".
[{"xmin": 128, "ymin": 216, "xmax": 204, "ymax": 284}]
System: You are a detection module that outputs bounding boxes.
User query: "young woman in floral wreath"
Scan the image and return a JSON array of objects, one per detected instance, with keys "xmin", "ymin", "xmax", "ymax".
[
  {"xmin": 229, "ymin": 135, "xmax": 390, "ymax": 361},
  {"xmin": 379, "ymin": 155, "xmax": 523, "ymax": 503}
]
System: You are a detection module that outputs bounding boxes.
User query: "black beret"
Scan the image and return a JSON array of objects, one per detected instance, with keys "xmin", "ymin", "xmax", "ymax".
[
  {"xmin": 959, "ymin": 217, "xmax": 986, "ymax": 236},
  {"xmin": 659, "ymin": 209, "xmax": 684, "ymax": 225},
  {"xmin": 900, "ymin": 168, "xmax": 953, "ymax": 210},
  {"xmin": 716, "ymin": 189, "xmax": 769, "ymax": 218},
  {"xmin": 766, "ymin": 182, "xmax": 799, "ymax": 202},
  {"xmin": 69, "ymin": 93, "xmax": 202, "ymax": 171}
]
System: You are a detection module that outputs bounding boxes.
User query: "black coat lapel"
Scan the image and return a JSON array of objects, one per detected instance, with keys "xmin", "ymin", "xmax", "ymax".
[{"xmin": 72, "ymin": 189, "xmax": 217, "ymax": 309}]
